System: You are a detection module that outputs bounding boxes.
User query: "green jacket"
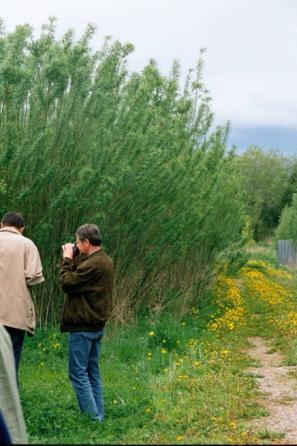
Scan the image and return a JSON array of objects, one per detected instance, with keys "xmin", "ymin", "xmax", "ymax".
[{"xmin": 59, "ymin": 250, "xmax": 114, "ymax": 332}]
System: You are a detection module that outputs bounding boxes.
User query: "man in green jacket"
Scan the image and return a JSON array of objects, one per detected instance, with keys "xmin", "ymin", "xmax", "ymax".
[{"xmin": 59, "ymin": 223, "xmax": 114, "ymax": 422}]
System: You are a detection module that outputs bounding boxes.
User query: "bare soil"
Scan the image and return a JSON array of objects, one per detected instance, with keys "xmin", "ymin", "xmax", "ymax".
[{"xmin": 246, "ymin": 336, "xmax": 297, "ymax": 444}]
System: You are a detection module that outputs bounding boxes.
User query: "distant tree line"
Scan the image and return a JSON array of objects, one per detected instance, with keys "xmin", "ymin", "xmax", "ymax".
[{"xmin": 234, "ymin": 147, "xmax": 297, "ymax": 242}]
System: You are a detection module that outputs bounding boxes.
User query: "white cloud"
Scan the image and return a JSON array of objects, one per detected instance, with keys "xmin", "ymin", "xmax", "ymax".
[
  {"xmin": 209, "ymin": 72, "xmax": 297, "ymax": 127},
  {"xmin": 1, "ymin": 0, "xmax": 296, "ymax": 129}
]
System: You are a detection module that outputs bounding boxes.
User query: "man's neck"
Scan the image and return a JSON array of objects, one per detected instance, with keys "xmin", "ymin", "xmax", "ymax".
[
  {"xmin": 87, "ymin": 246, "xmax": 102, "ymax": 256},
  {"xmin": 0, "ymin": 225, "xmax": 23, "ymax": 234}
]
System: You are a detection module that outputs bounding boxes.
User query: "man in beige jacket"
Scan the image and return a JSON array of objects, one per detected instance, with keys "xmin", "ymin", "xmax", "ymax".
[{"xmin": 0, "ymin": 212, "xmax": 44, "ymax": 379}]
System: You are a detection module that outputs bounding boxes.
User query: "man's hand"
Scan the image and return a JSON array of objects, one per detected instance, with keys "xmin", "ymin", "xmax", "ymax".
[{"xmin": 62, "ymin": 243, "xmax": 74, "ymax": 260}]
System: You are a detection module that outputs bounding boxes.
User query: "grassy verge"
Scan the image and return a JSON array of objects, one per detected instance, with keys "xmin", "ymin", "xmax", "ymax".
[{"xmin": 19, "ymin": 242, "xmax": 297, "ymax": 444}]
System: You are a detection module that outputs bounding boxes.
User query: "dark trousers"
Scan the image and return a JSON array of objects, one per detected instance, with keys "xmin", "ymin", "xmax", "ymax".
[
  {"xmin": 4, "ymin": 326, "xmax": 25, "ymax": 381},
  {"xmin": 0, "ymin": 411, "xmax": 11, "ymax": 445}
]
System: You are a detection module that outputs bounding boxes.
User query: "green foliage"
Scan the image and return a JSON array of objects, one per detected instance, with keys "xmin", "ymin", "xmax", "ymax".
[
  {"xmin": 280, "ymin": 156, "xmax": 297, "ymax": 208},
  {"xmin": 275, "ymin": 193, "xmax": 297, "ymax": 243},
  {"xmin": 235, "ymin": 146, "xmax": 292, "ymax": 240},
  {"xmin": 0, "ymin": 20, "xmax": 245, "ymax": 322},
  {"xmin": 241, "ymin": 215, "xmax": 255, "ymax": 245},
  {"xmin": 215, "ymin": 243, "xmax": 249, "ymax": 276}
]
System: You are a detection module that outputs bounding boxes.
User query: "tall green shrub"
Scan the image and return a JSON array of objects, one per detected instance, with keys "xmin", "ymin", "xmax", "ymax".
[
  {"xmin": 0, "ymin": 20, "xmax": 244, "ymax": 324},
  {"xmin": 275, "ymin": 193, "xmax": 297, "ymax": 243}
]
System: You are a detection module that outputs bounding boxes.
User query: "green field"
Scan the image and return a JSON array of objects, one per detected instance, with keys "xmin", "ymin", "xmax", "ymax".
[{"xmin": 20, "ymin": 244, "xmax": 297, "ymax": 445}]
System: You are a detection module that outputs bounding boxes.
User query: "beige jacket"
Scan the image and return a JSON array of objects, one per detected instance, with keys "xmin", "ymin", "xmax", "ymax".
[
  {"xmin": 0, "ymin": 227, "xmax": 44, "ymax": 334},
  {"xmin": 0, "ymin": 325, "xmax": 28, "ymax": 444}
]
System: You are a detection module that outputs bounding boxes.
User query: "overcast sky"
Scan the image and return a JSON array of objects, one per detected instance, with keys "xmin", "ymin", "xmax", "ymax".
[{"xmin": 1, "ymin": 0, "xmax": 296, "ymax": 154}]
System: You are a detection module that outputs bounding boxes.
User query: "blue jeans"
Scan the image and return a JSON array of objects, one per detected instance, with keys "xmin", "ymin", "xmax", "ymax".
[{"xmin": 68, "ymin": 330, "xmax": 104, "ymax": 421}]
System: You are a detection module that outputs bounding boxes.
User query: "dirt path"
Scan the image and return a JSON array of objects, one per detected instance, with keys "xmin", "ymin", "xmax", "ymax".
[{"xmin": 246, "ymin": 336, "xmax": 297, "ymax": 444}]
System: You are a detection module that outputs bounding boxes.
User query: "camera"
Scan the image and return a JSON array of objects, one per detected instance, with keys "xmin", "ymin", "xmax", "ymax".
[{"xmin": 72, "ymin": 243, "xmax": 80, "ymax": 257}]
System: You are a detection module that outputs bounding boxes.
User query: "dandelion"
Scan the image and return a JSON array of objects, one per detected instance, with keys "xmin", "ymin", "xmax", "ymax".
[
  {"xmin": 149, "ymin": 331, "xmax": 155, "ymax": 336},
  {"xmin": 208, "ymin": 275, "xmax": 245, "ymax": 333},
  {"xmin": 220, "ymin": 350, "xmax": 230, "ymax": 356},
  {"xmin": 243, "ymin": 267, "xmax": 290, "ymax": 305},
  {"xmin": 177, "ymin": 374, "xmax": 188, "ymax": 381}
]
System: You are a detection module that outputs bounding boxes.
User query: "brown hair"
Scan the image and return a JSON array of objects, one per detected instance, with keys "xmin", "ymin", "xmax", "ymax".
[{"xmin": 1, "ymin": 212, "xmax": 25, "ymax": 229}]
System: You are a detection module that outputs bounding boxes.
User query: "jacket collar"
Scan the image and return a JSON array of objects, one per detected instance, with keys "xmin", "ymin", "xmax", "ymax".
[{"xmin": 0, "ymin": 226, "xmax": 22, "ymax": 235}]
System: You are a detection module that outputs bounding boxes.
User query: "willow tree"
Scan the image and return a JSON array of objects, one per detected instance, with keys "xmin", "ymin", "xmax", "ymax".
[{"xmin": 0, "ymin": 19, "xmax": 244, "ymax": 324}]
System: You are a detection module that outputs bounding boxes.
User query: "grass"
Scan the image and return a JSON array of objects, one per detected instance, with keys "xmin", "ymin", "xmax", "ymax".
[
  {"xmin": 245, "ymin": 240, "xmax": 277, "ymax": 266},
  {"xmin": 20, "ymin": 316, "xmax": 262, "ymax": 444},
  {"xmin": 19, "ymin": 241, "xmax": 297, "ymax": 444}
]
